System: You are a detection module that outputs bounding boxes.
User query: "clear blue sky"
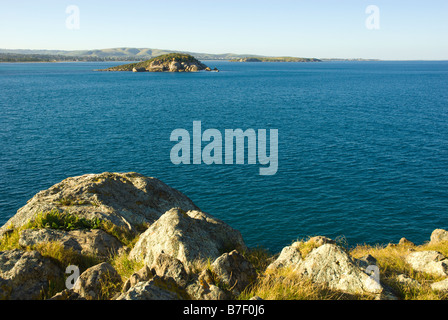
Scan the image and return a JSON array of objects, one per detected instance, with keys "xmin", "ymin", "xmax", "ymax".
[{"xmin": 0, "ymin": 0, "xmax": 447, "ymax": 60}]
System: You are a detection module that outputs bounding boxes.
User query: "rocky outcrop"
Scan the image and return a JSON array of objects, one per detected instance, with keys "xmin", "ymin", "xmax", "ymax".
[
  {"xmin": 132, "ymin": 67, "xmax": 146, "ymax": 72},
  {"xmin": 73, "ymin": 262, "xmax": 122, "ymax": 300},
  {"xmin": 0, "ymin": 172, "xmax": 199, "ymax": 236},
  {"xmin": 430, "ymin": 229, "xmax": 448, "ymax": 244},
  {"xmin": 431, "ymin": 278, "xmax": 448, "ymax": 292},
  {"xmin": 19, "ymin": 228, "xmax": 124, "ymax": 259},
  {"xmin": 0, "ymin": 250, "xmax": 62, "ymax": 299},
  {"xmin": 299, "ymin": 244, "xmax": 383, "ymax": 295},
  {"xmin": 150, "ymin": 253, "xmax": 189, "ymax": 288},
  {"xmin": 119, "ymin": 257, "xmax": 192, "ymax": 300},
  {"xmin": 146, "ymin": 59, "xmax": 206, "ymax": 72},
  {"xmin": 266, "ymin": 242, "xmax": 302, "ymax": 271},
  {"xmin": 0, "ymin": 172, "xmax": 447, "ymax": 300},
  {"xmin": 122, "ymin": 265, "xmax": 153, "ymax": 293},
  {"xmin": 396, "ymin": 274, "xmax": 422, "ymax": 290},
  {"xmin": 211, "ymin": 250, "xmax": 257, "ymax": 295},
  {"xmin": 186, "ymin": 281, "xmax": 228, "ymax": 300},
  {"xmin": 117, "ymin": 276, "xmax": 185, "ymax": 300},
  {"xmin": 129, "ymin": 208, "xmax": 246, "ymax": 269},
  {"xmin": 267, "ymin": 238, "xmax": 386, "ymax": 297},
  {"xmin": 405, "ymin": 251, "xmax": 448, "ymax": 277}
]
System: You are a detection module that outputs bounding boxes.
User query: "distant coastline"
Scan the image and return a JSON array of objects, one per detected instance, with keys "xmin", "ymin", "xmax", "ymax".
[
  {"xmin": 6, "ymin": 48, "xmax": 445, "ymax": 64},
  {"xmin": 0, "ymin": 48, "xmax": 379, "ymax": 63},
  {"xmin": 229, "ymin": 57, "xmax": 321, "ymax": 63}
]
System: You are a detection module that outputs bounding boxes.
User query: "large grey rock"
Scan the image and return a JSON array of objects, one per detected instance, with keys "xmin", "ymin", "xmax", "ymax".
[
  {"xmin": 297, "ymin": 244, "xmax": 384, "ymax": 295},
  {"xmin": 189, "ymin": 64, "xmax": 199, "ymax": 72},
  {"xmin": 147, "ymin": 60, "xmax": 165, "ymax": 72},
  {"xmin": 19, "ymin": 228, "xmax": 124, "ymax": 259},
  {"xmin": 191, "ymin": 267, "xmax": 230, "ymax": 300},
  {"xmin": 117, "ymin": 280, "xmax": 179, "ymax": 300},
  {"xmin": 0, "ymin": 249, "xmax": 63, "ymax": 299},
  {"xmin": 151, "ymin": 253, "xmax": 189, "ymax": 288},
  {"xmin": 132, "ymin": 67, "xmax": 145, "ymax": 72},
  {"xmin": 186, "ymin": 279, "xmax": 229, "ymax": 300},
  {"xmin": 122, "ymin": 265, "xmax": 153, "ymax": 293},
  {"xmin": 266, "ymin": 236, "xmax": 334, "ymax": 272},
  {"xmin": 211, "ymin": 250, "xmax": 257, "ymax": 295},
  {"xmin": 266, "ymin": 243, "xmax": 302, "ymax": 271},
  {"xmin": 73, "ymin": 262, "xmax": 122, "ymax": 300},
  {"xmin": 266, "ymin": 240, "xmax": 384, "ymax": 296},
  {"xmin": 49, "ymin": 289, "xmax": 85, "ymax": 300},
  {"xmin": 356, "ymin": 254, "xmax": 378, "ymax": 272},
  {"xmin": 430, "ymin": 229, "xmax": 448, "ymax": 244},
  {"xmin": 405, "ymin": 251, "xmax": 448, "ymax": 277},
  {"xmin": 129, "ymin": 208, "xmax": 246, "ymax": 268},
  {"xmin": 430, "ymin": 278, "xmax": 448, "ymax": 292},
  {"xmin": 0, "ymin": 172, "xmax": 199, "ymax": 236},
  {"xmin": 117, "ymin": 276, "xmax": 187, "ymax": 300},
  {"xmin": 396, "ymin": 274, "xmax": 422, "ymax": 290},
  {"xmin": 169, "ymin": 61, "xmax": 181, "ymax": 72}
]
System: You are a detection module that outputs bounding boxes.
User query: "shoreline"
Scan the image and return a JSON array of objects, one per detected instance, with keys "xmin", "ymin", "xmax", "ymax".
[{"xmin": 0, "ymin": 172, "xmax": 447, "ymax": 300}]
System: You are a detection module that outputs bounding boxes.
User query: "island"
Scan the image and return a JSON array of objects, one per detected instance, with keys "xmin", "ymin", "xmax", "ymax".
[
  {"xmin": 230, "ymin": 56, "xmax": 321, "ymax": 62},
  {"xmin": 99, "ymin": 53, "xmax": 218, "ymax": 72}
]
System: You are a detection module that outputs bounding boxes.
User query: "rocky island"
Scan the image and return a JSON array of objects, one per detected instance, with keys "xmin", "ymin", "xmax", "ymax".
[
  {"xmin": 0, "ymin": 172, "xmax": 447, "ymax": 300},
  {"xmin": 100, "ymin": 53, "xmax": 218, "ymax": 72}
]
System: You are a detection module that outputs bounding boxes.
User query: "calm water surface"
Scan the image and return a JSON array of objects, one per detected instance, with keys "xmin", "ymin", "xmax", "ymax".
[{"xmin": 1, "ymin": 60, "xmax": 447, "ymax": 252}]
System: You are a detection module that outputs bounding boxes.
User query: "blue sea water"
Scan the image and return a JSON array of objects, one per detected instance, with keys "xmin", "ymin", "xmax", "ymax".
[{"xmin": 0, "ymin": 60, "xmax": 447, "ymax": 253}]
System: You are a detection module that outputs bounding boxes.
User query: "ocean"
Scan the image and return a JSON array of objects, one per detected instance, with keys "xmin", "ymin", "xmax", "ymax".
[{"xmin": 0, "ymin": 60, "xmax": 447, "ymax": 253}]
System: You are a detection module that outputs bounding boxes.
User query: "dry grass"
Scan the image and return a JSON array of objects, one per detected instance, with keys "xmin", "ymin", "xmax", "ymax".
[
  {"xmin": 34, "ymin": 241, "xmax": 99, "ymax": 272},
  {"xmin": 238, "ymin": 267, "xmax": 372, "ymax": 300},
  {"xmin": 238, "ymin": 239, "xmax": 448, "ymax": 300},
  {"xmin": 350, "ymin": 241, "xmax": 448, "ymax": 300},
  {"xmin": 0, "ymin": 227, "xmax": 21, "ymax": 251},
  {"xmin": 109, "ymin": 251, "xmax": 144, "ymax": 282}
]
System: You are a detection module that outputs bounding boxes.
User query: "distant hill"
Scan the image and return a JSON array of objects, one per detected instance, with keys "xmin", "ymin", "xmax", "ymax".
[
  {"xmin": 0, "ymin": 53, "xmax": 134, "ymax": 62},
  {"xmin": 0, "ymin": 48, "xmax": 376, "ymax": 63},
  {"xmin": 0, "ymin": 48, "xmax": 261, "ymax": 61}
]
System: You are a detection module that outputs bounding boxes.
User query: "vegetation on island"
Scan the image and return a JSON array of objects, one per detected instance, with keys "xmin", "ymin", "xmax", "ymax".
[{"xmin": 101, "ymin": 53, "xmax": 211, "ymax": 72}]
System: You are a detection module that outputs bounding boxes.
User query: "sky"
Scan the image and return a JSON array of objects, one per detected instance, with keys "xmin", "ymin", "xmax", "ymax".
[{"xmin": 0, "ymin": 0, "xmax": 447, "ymax": 60}]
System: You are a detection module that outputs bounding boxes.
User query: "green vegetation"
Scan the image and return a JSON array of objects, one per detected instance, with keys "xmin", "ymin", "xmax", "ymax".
[
  {"xmin": 32, "ymin": 209, "xmax": 102, "ymax": 231},
  {"xmin": 103, "ymin": 53, "xmax": 204, "ymax": 72},
  {"xmin": 0, "ymin": 209, "xmax": 139, "ymax": 251},
  {"xmin": 0, "ymin": 227, "xmax": 21, "ymax": 251},
  {"xmin": 145, "ymin": 53, "xmax": 198, "ymax": 64},
  {"xmin": 110, "ymin": 251, "xmax": 144, "ymax": 281}
]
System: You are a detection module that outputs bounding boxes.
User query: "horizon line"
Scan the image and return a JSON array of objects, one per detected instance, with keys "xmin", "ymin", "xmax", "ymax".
[{"xmin": 1, "ymin": 47, "xmax": 447, "ymax": 61}]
